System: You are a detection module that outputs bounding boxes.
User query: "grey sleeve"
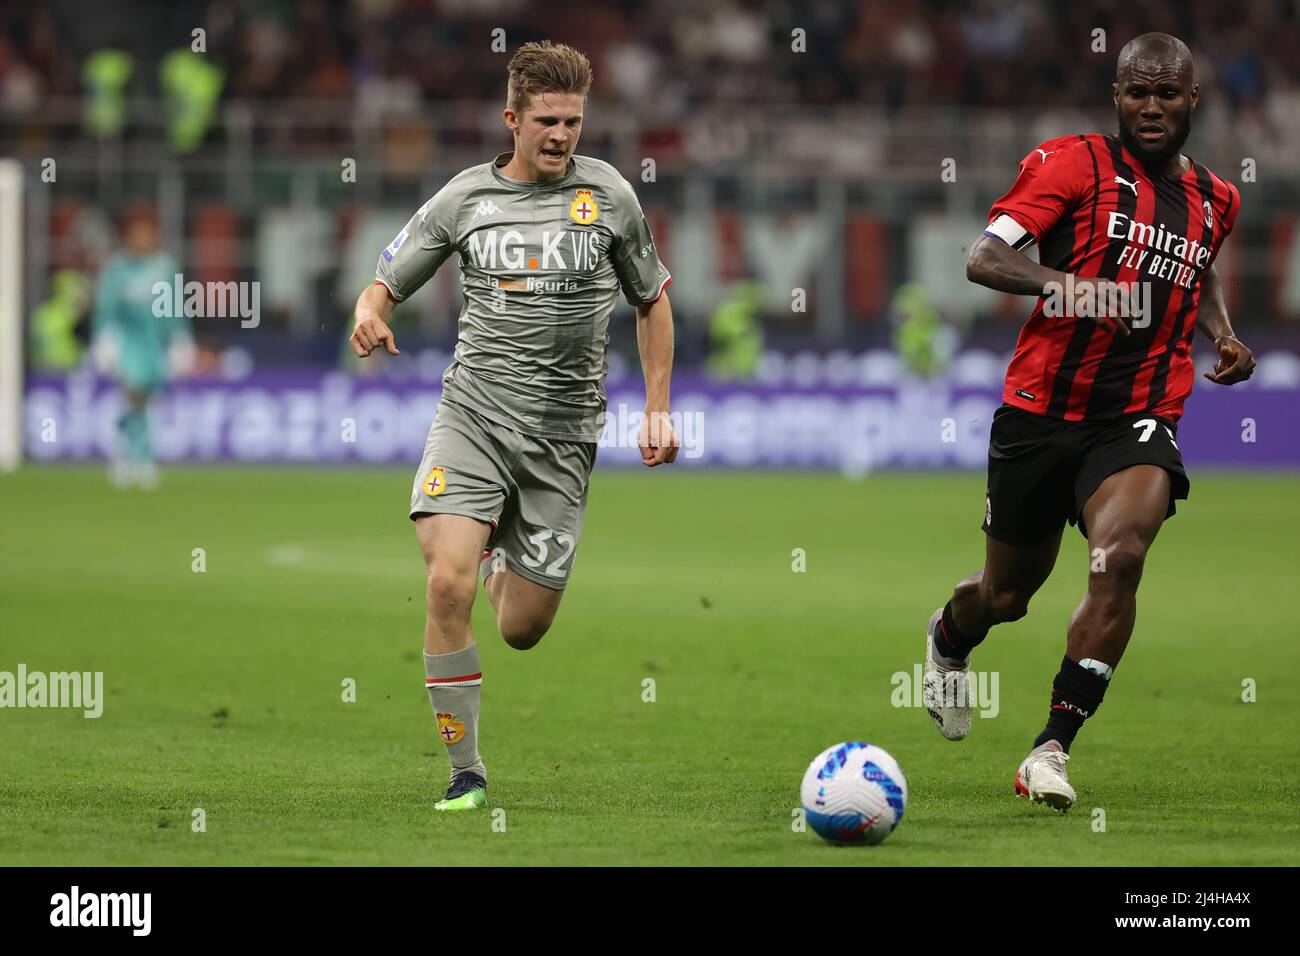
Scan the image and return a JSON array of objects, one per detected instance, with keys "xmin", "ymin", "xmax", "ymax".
[
  {"xmin": 374, "ymin": 185, "xmax": 461, "ymax": 302},
  {"xmin": 611, "ymin": 179, "xmax": 671, "ymax": 307}
]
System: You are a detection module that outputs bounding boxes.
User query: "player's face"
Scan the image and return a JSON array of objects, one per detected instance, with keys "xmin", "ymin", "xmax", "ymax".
[
  {"xmin": 124, "ymin": 219, "xmax": 158, "ymax": 255},
  {"xmin": 1113, "ymin": 59, "xmax": 1197, "ymax": 168},
  {"xmin": 505, "ymin": 91, "xmax": 584, "ymax": 181}
]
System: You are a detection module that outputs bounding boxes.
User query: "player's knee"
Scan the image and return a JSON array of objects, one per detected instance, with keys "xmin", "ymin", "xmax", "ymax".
[
  {"xmin": 1092, "ymin": 537, "xmax": 1147, "ymax": 591},
  {"xmin": 426, "ymin": 566, "xmax": 476, "ymax": 620},
  {"xmin": 952, "ymin": 572, "xmax": 982, "ymax": 605},
  {"xmin": 989, "ymin": 588, "xmax": 1031, "ymax": 623},
  {"xmin": 499, "ymin": 616, "xmax": 550, "ymax": 651}
]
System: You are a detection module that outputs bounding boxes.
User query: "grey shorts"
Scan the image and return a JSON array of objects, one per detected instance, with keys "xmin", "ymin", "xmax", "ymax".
[{"xmin": 409, "ymin": 399, "xmax": 597, "ymax": 590}]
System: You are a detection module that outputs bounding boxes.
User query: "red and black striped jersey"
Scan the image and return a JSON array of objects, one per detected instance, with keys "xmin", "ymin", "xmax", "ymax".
[{"xmin": 985, "ymin": 133, "xmax": 1239, "ymax": 422}]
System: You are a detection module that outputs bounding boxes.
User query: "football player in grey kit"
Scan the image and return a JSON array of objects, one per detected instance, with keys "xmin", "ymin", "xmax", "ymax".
[{"xmin": 349, "ymin": 41, "xmax": 679, "ymax": 811}]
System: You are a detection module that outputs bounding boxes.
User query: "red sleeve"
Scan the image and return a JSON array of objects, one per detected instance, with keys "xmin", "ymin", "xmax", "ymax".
[
  {"xmin": 988, "ymin": 141, "xmax": 1089, "ymax": 243},
  {"xmin": 1219, "ymin": 181, "xmax": 1241, "ymax": 242},
  {"xmin": 1208, "ymin": 179, "xmax": 1240, "ymax": 268}
]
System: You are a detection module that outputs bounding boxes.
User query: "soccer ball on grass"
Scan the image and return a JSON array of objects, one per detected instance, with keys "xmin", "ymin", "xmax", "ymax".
[{"xmin": 800, "ymin": 741, "xmax": 907, "ymax": 845}]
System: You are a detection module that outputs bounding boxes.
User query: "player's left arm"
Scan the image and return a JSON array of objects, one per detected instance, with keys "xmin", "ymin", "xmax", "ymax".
[
  {"xmin": 612, "ymin": 173, "xmax": 679, "ymax": 466},
  {"xmin": 635, "ymin": 290, "xmax": 679, "ymax": 466},
  {"xmin": 1197, "ymin": 264, "xmax": 1255, "ymax": 386}
]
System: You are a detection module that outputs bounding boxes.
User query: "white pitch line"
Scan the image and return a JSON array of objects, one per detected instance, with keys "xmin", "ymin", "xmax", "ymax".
[{"xmin": 264, "ymin": 541, "xmax": 414, "ymax": 576}]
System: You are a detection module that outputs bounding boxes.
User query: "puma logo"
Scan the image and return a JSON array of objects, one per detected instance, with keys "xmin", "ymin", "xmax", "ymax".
[
  {"xmin": 1035, "ymin": 149, "xmax": 1054, "ymax": 163},
  {"xmin": 1115, "ymin": 175, "xmax": 1139, "ymax": 196}
]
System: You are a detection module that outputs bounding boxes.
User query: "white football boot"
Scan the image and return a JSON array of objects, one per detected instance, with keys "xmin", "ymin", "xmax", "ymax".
[
  {"xmin": 922, "ymin": 607, "xmax": 973, "ymax": 740},
  {"xmin": 1015, "ymin": 740, "xmax": 1076, "ymax": 812}
]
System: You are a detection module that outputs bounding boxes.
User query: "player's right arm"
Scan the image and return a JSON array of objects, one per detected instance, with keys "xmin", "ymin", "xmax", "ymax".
[
  {"xmin": 970, "ymin": 139, "xmax": 1132, "ymax": 336},
  {"xmin": 90, "ymin": 256, "xmax": 123, "ymax": 372},
  {"xmin": 351, "ymin": 183, "xmax": 461, "ymax": 358},
  {"xmin": 350, "ymin": 282, "xmax": 399, "ymax": 357},
  {"xmin": 966, "ymin": 233, "xmax": 1067, "ymax": 297},
  {"xmin": 90, "ymin": 257, "xmax": 120, "ymax": 341},
  {"xmin": 967, "ymin": 235, "xmax": 1132, "ymax": 338}
]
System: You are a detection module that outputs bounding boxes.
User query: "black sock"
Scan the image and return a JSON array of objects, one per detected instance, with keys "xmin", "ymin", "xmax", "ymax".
[
  {"xmin": 1033, "ymin": 656, "xmax": 1109, "ymax": 753},
  {"xmin": 933, "ymin": 601, "xmax": 988, "ymax": 660}
]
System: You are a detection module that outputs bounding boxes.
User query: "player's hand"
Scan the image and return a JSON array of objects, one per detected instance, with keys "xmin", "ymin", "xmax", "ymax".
[
  {"xmin": 350, "ymin": 311, "xmax": 399, "ymax": 358},
  {"xmin": 639, "ymin": 409, "xmax": 680, "ymax": 467},
  {"xmin": 91, "ymin": 334, "xmax": 120, "ymax": 374},
  {"xmin": 1204, "ymin": 334, "xmax": 1255, "ymax": 386},
  {"xmin": 1066, "ymin": 276, "xmax": 1135, "ymax": 337},
  {"xmin": 167, "ymin": 337, "xmax": 196, "ymax": 379}
]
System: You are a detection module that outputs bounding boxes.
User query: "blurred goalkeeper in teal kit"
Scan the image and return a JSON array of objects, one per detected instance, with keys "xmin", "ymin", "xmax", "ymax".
[{"xmin": 91, "ymin": 209, "xmax": 193, "ymax": 488}]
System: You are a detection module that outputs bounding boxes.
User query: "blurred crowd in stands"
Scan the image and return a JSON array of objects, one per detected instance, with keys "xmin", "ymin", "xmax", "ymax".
[
  {"xmin": 3, "ymin": 0, "xmax": 1297, "ymax": 121},
  {"xmin": 7, "ymin": 0, "xmax": 1300, "ymax": 374}
]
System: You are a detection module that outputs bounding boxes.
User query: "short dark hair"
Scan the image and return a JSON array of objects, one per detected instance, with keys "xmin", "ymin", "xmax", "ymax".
[{"xmin": 506, "ymin": 41, "xmax": 593, "ymax": 116}]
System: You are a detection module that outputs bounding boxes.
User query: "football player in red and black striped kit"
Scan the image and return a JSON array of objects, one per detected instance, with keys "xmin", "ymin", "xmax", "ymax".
[{"xmin": 921, "ymin": 33, "xmax": 1256, "ymax": 810}]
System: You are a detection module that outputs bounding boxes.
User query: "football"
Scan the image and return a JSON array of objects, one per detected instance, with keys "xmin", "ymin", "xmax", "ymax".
[{"xmin": 800, "ymin": 742, "xmax": 908, "ymax": 845}]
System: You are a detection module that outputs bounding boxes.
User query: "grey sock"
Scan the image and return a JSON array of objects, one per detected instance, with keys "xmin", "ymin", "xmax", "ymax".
[{"xmin": 424, "ymin": 644, "xmax": 486, "ymax": 781}]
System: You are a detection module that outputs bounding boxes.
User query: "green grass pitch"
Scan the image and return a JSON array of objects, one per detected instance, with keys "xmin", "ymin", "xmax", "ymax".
[{"xmin": 1, "ymin": 466, "xmax": 1297, "ymax": 866}]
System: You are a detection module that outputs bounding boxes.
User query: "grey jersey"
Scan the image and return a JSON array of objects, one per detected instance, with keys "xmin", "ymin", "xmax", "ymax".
[{"xmin": 376, "ymin": 151, "xmax": 671, "ymax": 442}]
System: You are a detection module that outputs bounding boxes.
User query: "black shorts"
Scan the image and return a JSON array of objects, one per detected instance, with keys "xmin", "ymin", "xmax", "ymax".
[{"xmin": 982, "ymin": 404, "xmax": 1190, "ymax": 545}]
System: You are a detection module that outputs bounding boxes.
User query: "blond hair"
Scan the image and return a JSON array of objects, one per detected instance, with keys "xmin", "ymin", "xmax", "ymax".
[{"xmin": 506, "ymin": 41, "xmax": 593, "ymax": 116}]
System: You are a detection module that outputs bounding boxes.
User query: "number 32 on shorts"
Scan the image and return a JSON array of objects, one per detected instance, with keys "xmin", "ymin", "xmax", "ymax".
[
  {"xmin": 520, "ymin": 528, "xmax": 576, "ymax": 578},
  {"xmin": 1132, "ymin": 418, "xmax": 1177, "ymax": 449}
]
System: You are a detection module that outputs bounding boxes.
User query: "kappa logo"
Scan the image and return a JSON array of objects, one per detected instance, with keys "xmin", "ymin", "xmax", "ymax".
[
  {"xmin": 1203, "ymin": 200, "xmax": 1214, "ymax": 229},
  {"xmin": 1115, "ymin": 175, "xmax": 1139, "ymax": 196},
  {"xmin": 1034, "ymin": 148, "xmax": 1054, "ymax": 163},
  {"xmin": 473, "ymin": 200, "xmax": 502, "ymax": 219},
  {"xmin": 569, "ymin": 188, "xmax": 600, "ymax": 225}
]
